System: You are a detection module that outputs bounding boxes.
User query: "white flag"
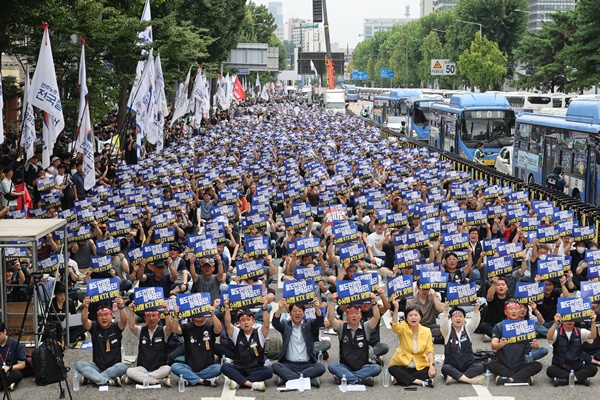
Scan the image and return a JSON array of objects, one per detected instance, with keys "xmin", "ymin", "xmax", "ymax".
[
  {"xmin": 20, "ymin": 66, "xmax": 36, "ymax": 162},
  {"xmin": 170, "ymin": 68, "xmax": 191, "ymax": 126},
  {"xmin": 127, "ymin": 0, "xmax": 153, "ymax": 110},
  {"xmin": 0, "ymin": 70, "xmax": 4, "ymax": 144},
  {"xmin": 28, "ymin": 24, "xmax": 65, "ymax": 167},
  {"xmin": 154, "ymin": 54, "xmax": 167, "ymax": 152},
  {"xmin": 74, "ymin": 41, "xmax": 89, "ymax": 153},
  {"xmin": 131, "ymin": 49, "xmax": 155, "ymax": 154},
  {"xmin": 310, "ymin": 60, "xmax": 318, "ymax": 76},
  {"xmin": 260, "ymin": 83, "xmax": 270, "ymax": 101},
  {"xmin": 254, "ymin": 73, "xmax": 261, "ymax": 98}
]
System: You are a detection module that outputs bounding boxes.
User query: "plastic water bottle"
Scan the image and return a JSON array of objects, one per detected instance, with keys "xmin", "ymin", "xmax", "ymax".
[
  {"xmin": 525, "ymin": 351, "xmax": 533, "ymax": 363},
  {"xmin": 221, "ymin": 355, "xmax": 227, "ymax": 365},
  {"xmin": 121, "ymin": 344, "xmax": 125, "ymax": 359},
  {"xmin": 73, "ymin": 371, "xmax": 80, "ymax": 391},
  {"xmin": 341, "ymin": 374, "xmax": 348, "ymax": 392},
  {"xmin": 179, "ymin": 374, "xmax": 185, "ymax": 393},
  {"xmin": 383, "ymin": 368, "xmax": 390, "ymax": 388},
  {"xmin": 569, "ymin": 370, "xmax": 575, "ymax": 387},
  {"xmin": 143, "ymin": 371, "xmax": 149, "ymax": 388},
  {"xmin": 299, "ymin": 373, "xmax": 305, "ymax": 392},
  {"xmin": 484, "ymin": 369, "xmax": 492, "ymax": 387},
  {"xmin": 318, "ymin": 351, "xmax": 323, "ymax": 363}
]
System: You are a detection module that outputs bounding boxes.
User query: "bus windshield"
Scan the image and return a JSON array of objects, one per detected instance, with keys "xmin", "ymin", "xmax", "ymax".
[
  {"xmin": 412, "ymin": 105, "xmax": 432, "ymax": 126},
  {"xmin": 461, "ymin": 111, "xmax": 515, "ymax": 148}
]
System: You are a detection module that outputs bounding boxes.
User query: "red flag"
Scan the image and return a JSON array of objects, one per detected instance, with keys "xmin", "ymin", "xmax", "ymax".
[{"xmin": 233, "ymin": 76, "xmax": 246, "ymax": 101}]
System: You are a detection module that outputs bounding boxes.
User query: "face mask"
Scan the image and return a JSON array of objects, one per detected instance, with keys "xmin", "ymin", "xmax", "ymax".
[
  {"xmin": 577, "ymin": 246, "xmax": 586, "ymax": 254},
  {"xmin": 538, "ymin": 254, "xmax": 547, "ymax": 261}
]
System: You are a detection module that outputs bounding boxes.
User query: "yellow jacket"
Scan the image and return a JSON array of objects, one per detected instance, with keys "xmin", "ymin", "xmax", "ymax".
[{"xmin": 390, "ymin": 321, "xmax": 434, "ymax": 370}]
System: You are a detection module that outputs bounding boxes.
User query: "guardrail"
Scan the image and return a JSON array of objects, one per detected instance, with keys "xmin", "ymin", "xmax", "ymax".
[{"xmin": 349, "ymin": 109, "xmax": 600, "ymax": 241}]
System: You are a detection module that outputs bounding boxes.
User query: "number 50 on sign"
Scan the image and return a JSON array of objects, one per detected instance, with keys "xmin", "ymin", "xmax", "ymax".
[{"xmin": 431, "ymin": 59, "xmax": 457, "ymax": 75}]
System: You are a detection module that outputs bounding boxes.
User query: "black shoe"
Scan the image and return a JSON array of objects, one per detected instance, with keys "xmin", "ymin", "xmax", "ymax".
[
  {"xmin": 310, "ymin": 378, "xmax": 320, "ymax": 388},
  {"xmin": 553, "ymin": 378, "xmax": 568, "ymax": 387},
  {"xmin": 358, "ymin": 377, "xmax": 374, "ymax": 387},
  {"xmin": 82, "ymin": 377, "xmax": 91, "ymax": 385},
  {"xmin": 421, "ymin": 378, "xmax": 434, "ymax": 388},
  {"xmin": 374, "ymin": 356, "xmax": 384, "ymax": 367},
  {"xmin": 334, "ymin": 376, "xmax": 341, "ymax": 385},
  {"xmin": 277, "ymin": 377, "xmax": 286, "ymax": 386},
  {"xmin": 497, "ymin": 377, "xmax": 510, "ymax": 386},
  {"xmin": 582, "ymin": 378, "xmax": 591, "ymax": 386},
  {"xmin": 322, "ymin": 351, "xmax": 329, "ymax": 361}
]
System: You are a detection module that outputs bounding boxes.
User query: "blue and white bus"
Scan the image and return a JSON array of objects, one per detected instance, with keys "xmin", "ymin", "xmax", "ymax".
[
  {"xmin": 514, "ymin": 99, "xmax": 600, "ymax": 204},
  {"xmin": 344, "ymin": 85, "xmax": 359, "ymax": 102},
  {"xmin": 429, "ymin": 93, "xmax": 516, "ymax": 166},
  {"xmin": 372, "ymin": 89, "xmax": 421, "ymax": 125},
  {"xmin": 406, "ymin": 96, "xmax": 444, "ymax": 142}
]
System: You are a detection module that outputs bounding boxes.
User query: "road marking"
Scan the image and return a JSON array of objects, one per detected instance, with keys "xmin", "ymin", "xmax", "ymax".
[
  {"xmin": 459, "ymin": 384, "xmax": 514, "ymax": 400},
  {"xmin": 202, "ymin": 378, "xmax": 254, "ymax": 400}
]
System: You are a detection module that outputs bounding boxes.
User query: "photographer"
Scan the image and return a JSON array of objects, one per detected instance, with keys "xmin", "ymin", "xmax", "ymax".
[{"xmin": 546, "ymin": 165, "xmax": 569, "ymax": 192}]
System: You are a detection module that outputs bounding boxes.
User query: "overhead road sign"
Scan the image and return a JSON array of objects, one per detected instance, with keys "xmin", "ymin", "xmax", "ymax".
[{"xmin": 380, "ymin": 68, "xmax": 395, "ymax": 79}]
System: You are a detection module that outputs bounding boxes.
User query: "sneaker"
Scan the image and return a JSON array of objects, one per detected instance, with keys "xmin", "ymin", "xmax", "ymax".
[
  {"xmin": 446, "ymin": 375, "xmax": 456, "ymax": 385},
  {"xmin": 322, "ymin": 350, "xmax": 329, "ymax": 361},
  {"xmin": 122, "ymin": 375, "xmax": 130, "ymax": 385},
  {"xmin": 421, "ymin": 378, "xmax": 434, "ymax": 388},
  {"xmin": 374, "ymin": 355, "xmax": 384, "ymax": 367},
  {"xmin": 529, "ymin": 376, "xmax": 534, "ymax": 386},
  {"xmin": 204, "ymin": 377, "xmax": 217, "ymax": 387},
  {"xmin": 471, "ymin": 376, "xmax": 485, "ymax": 386},
  {"xmin": 310, "ymin": 378, "xmax": 320, "ymax": 388},
  {"xmin": 162, "ymin": 376, "xmax": 172, "ymax": 388},
  {"xmin": 553, "ymin": 378, "xmax": 567, "ymax": 387},
  {"xmin": 582, "ymin": 377, "xmax": 591, "ymax": 386},
  {"xmin": 358, "ymin": 377, "xmax": 374, "ymax": 387},
  {"xmin": 277, "ymin": 377, "xmax": 286, "ymax": 386},
  {"xmin": 108, "ymin": 376, "xmax": 122, "ymax": 387},
  {"xmin": 482, "ymin": 335, "xmax": 491, "ymax": 342},
  {"xmin": 8, "ymin": 383, "xmax": 16, "ymax": 391},
  {"xmin": 334, "ymin": 376, "xmax": 341, "ymax": 385},
  {"xmin": 251, "ymin": 381, "xmax": 266, "ymax": 392},
  {"xmin": 496, "ymin": 376, "xmax": 510, "ymax": 386},
  {"xmin": 229, "ymin": 379, "xmax": 239, "ymax": 390}
]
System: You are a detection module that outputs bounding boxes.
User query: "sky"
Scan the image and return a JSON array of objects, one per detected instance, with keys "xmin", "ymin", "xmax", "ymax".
[{"xmin": 252, "ymin": 0, "xmax": 421, "ymax": 49}]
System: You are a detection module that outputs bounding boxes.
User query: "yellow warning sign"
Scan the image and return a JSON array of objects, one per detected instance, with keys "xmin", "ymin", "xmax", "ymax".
[{"xmin": 433, "ymin": 61, "xmax": 442, "ymax": 69}]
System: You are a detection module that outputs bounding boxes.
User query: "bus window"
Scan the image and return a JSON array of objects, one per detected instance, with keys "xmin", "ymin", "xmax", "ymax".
[
  {"xmin": 507, "ymin": 97, "xmax": 525, "ymax": 108},
  {"xmin": 573, "ymin": 151, "xmax": 587, "ymax": 176},
  {"xmin": 461, "ymin": 117, "xmax": 512, "ymax": 148},
  {"xmin": 561, "ymin": 151, "xmax": 573, "ymax": 174}
]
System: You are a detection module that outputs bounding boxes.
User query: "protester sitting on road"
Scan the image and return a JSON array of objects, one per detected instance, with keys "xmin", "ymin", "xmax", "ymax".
[
  {"xmin": 488, "ymin": 299, "xmax": 543, "ymax": 385},
  {"xmin": 0, "ymin": 321, "xmax": 26, "ymax": 391},
  {"xmin": 440, "ymin": 302, "xmax": 485, "ymax": 385},
  {"xmin": 546, "ymin": 311, "xmax": 599, "ymax": 386},
  {"xmin": 406, "ymin": 285, "xmax": 444, "ymax": 344},
  {"xmin": 272, "ymin": 298, "xmax": 326, "ymax": 388},
  {"xmin": 124, "ymin": 304, "xmax": 172, "ymax": 387},
  {"xmin": 75, "ymin": 296, "xmax": 128, "ymax": 387},
  {"xmin": 388, "ymin": 301, "xmax": 436, "ymax": 388},
  {"xmin": 327, "ymin": 292, "xmax": 382, "ymax": 387}
]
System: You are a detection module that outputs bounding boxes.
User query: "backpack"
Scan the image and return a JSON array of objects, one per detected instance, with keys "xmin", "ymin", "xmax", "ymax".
[
  {"xmin": 546, "ymin": 173, "xmax": 559, "ymax": 190},
  {"xmin": 32, "ymin": 339, "xmax": 66, "ymax": 386}
]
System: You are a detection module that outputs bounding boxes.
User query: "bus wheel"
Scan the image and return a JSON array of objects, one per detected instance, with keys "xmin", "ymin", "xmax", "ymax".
[
  {"xmin": 528, "ymin": 174, "xmax": 535, "ymax": 185},
  {"xmin": 571, "ymin": 187, "xmax": 581, "ymax": 200}
]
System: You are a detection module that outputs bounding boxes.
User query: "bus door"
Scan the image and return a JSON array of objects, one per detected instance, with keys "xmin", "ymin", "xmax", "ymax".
[
  {"xmin": 543, "ymin": 137, "xmax": 560, "ymax": 182},
  {"xmin": 587, "ymin": 144, "xmax": 598, "ymax": 204}
]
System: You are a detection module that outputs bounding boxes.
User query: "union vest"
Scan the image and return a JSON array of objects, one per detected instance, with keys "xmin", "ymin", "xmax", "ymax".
[
  {"xmin": 552, "ymin": 325, "xmax": 584, "ymax": 371},
  {"xmin": 443, "ymin": 327, "xmax": 475, "ymax": 369},
  {"xmin": 137, "ymin": 325, "xmax": 168, "ymax": 372},
  {"xmin": 339, "ymin": 322, "xmax": 370, "ymax": 371},
  {"xmin": 234, "ymin": 329, "xmax": 264, "ymax": 373}
]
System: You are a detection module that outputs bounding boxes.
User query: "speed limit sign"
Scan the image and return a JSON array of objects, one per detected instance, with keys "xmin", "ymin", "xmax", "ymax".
[{"xmin": 431, "ymin": 59, "xmax": 457, "ymax": 75}]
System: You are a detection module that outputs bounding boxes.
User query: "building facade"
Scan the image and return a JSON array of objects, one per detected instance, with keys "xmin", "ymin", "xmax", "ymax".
[
  {"xmin": 268, "ymin": 2, "xmax": 284, "ymax": 42},
  {"xmin": 362, "ymin": 18, "xmax": 413, "ymax": 41}
]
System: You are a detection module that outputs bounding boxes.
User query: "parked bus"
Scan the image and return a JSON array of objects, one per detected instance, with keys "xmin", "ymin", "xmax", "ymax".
[
  {"xmin": 406, "ymin": 95, "xmax": 444, "ymax": 141},
  {"xmin": 372, "ymin": 89, "xmax": 421, "ymax": 124},
  {"xmin": 429, "ymin": 93, "xmax": 516, "ymax": 165},
  {"xmin": 504, "ymin": 92, "xmax": 552, "ymax": 113},
  {"xmin": 344, "ymin": 85, "xmax": 359, "ymax": 102},
  {"xmin": 514, "ymin": 99, "xmax": 600, "ymax": 203}
]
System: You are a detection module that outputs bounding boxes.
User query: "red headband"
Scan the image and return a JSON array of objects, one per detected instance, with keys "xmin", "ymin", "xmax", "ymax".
[{"xmin": 97, "ymin": 307, "xmax": 113, "ymax": 315}]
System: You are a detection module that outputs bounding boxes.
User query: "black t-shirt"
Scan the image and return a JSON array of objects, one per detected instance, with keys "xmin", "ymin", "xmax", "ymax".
[
  {"xmin": 492, "ymin": 320, "xmax": 532, "ymax": 370},
  {"xmin": 182, "ymin": 322, "xmax": 217, "ymax": 372},
  {"xmin": 90, "ymin": 321, "xmax": 123, "ymax": 371},
  {"xmin": 484, "ymin": 293, "xmax": 508, "ymax": 325},
  {"xmin": 537, "ymin": 288, "xmax": 562, "ymax": 322}
]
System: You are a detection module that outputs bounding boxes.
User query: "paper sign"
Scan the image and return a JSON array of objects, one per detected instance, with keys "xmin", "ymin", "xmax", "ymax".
[{"xmin": 87, "ymin": 278, "xmax": 120, "ymax": 303}]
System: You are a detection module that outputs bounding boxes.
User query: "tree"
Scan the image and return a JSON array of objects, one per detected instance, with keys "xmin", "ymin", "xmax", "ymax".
[
  {"xmin": 418, "ymin": 32, "xmax": 444, "ymax": 87},
  {"xmin": 457, "ymin": 33, "xmax": 507, "ymax": 92},
  {"xmin": 513, "ymin": 11, "xmax": 576, "ymax": 93},
  {"xmin": 560, "ymin": 0, "xmax": 600, "ymax": 91}
]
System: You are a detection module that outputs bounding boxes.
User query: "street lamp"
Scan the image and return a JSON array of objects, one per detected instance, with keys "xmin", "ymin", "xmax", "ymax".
[
  {"xmin": 432, "ymin": 29, "xmax": 446, "ymax": 34},
  {"xmin": 456, "ymin": 19, "xmax": 482, "ymax": 40},
  {"xmin": 398, "ymin": 46, "xmax": 408, "ymax": 88}
]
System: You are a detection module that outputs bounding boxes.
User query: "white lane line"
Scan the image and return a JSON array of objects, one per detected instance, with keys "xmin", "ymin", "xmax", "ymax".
[{"xmin": 458, "ymin": 384, "xmax": 515, "ymax": 400}]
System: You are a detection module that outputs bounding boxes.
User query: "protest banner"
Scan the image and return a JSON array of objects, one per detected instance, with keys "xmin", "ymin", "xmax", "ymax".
[
  {"xmin": 296, "ymin": 237, "xmax": 321, "ymax": 257},
  {"xmin": 142, "ymin": 243, "xmax": 170, "ymax": 262},
  {"xmin": 332, "ymin": 221, "xmax": 359, "ymax": 245},
  {"xmin": 87, "ymin": 278, "xmax": 120, "ymax": 303},
  {"xmin": 154, "ymin": 227, "xmax": 175, "ymax": 244},
  {"xmin": 496, "ymin": 242, "xmax": 523, "ymax": 258},
  {"xmin": 96, "ymin": 237, "xmax": 121, "ymax": 255},
  {"xmin": 502, "ymin": 319, "xmax": 536, "ymax": 343},
  {"xmin": 336, "ymin": 275, "xmax": 372, "ymax": 305},
  {"xmin": 133, "ymin": 287, "xmax": 165, "ymax": 314},
  {"xmin": 442, "ymin": 232, "xmax": 469, "ymax": 252},
  {"xmin": 558, "ymin": 297, "xmax": 593, "ymax": 322},
  {"xmin": 236, "ymin": 260, "xmax": 266, "ymax": 281},
  {"xmin": 107, "ymin": 219, "xmax": 130, "ymax": 236},
  {"xmin": 413, "ymin": 262, "xmax": 441, "ymax": 281},
  {"xmin": 538, "ymin": 258, "xmax": 565, "ymax": 280},
  {"xmin": 90, "ymin": 255, "xmax": 112, "ymax": 273},
  {"xmin": 387, "ymin": 274, "xmax": 414, "ymax": 302},
  {"xmin": 482, "ymin": 238, "xmax": 506, "ymax": 256},
  {"xmin": 223, "ymin": 284, "xmax": 263, "ymax": 310},
  {"xmin": 418, "ymin": 270, "xmax": 449, "ymax": 290},
  {"xmin": 446, "ymin": 282, "xmax": 477, "ymax": 306},
  {"xmin": 515, "ymin": 282, "xmax": 545, "ymax": 304},
  {"xmin": 242, "ymin": 213, "xmax": 269, "ymax": 233},
  {"xmin": 294, "ymin": 265, "xmax": 323, "ymax": 282},
  {"xmin": 194, "ymin": 237, "xmax": 218, "ymax": 258},
  {"xmin": 244, "ymin": 236, "xmax": 269, "ymax": 258},
  {"xmin": 37, "ymin": 254, "xmax": 63, "ymax": 274},
  {"xmin": 395, "ymin": 249, "xmax": 421, "ymax": 269},
  {"xmin": 486, "ymin": 256, "xmax": 513, "ymax": 279},
  {"xmin": 283, "ymin": 280, "xmax": 316, "ymax": 305},
  {"xmin": 579, "ymin": 281, "xmax": 600, "ymax": 303},
  {"xmin": 177, "ymin": 292, "xmax": 212, "ymax": 318},
  {"xmin": 339, "ymin": 243, "xmax": 365, "ymax": 264}
]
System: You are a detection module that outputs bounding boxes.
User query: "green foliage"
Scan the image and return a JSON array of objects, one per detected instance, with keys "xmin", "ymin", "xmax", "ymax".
[
  {"xmin": 418, "ymin": 33, "xmax": 444, "ymax": 86},
  {"xmin": 457, "ymin": 33, "xmax": 507, "ymax": 92},
  {"xmin": 1, "ymin": 76, "xmax": 20, "ymax": 100}
]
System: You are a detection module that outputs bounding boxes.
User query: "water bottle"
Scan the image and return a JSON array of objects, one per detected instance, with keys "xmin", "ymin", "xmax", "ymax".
[
  {"xmin": 569, "ymin": 370, "xmax": 575, "ymax": 387},
  {"xmin": 143, "ymin": 371, "xmax": 149, "ymax": 388},
  {"xmin": 341, "ymin": 374, "xmax": 348, "ymax": 392},
  {"xmin": 73, "ymin": 371, "xmax": 80, "ymax": 391},
  {"xmin": 383, "ymin": 368, "xmax": 390, "ymax": 388},
  {"xmin": 121, "ymin": 344, "xmax": 125, "ymax": 359},
  {"xmin": 525, "ymin": 351, "xmax": 533, "ymax": 363},
  {"xmin": 221, "ymin": 355, "xmax": 226, "ymax": 365},
  {"xmin": 318, "ymin": 351, "xmax": 323, "ymax": 363},
  {"xmin": 299, "ymin": 373, "xmax": 305, "ymax": 392},
  {"xmin": 179, "ymin": 374, "xmax": 185, "ymax": 393},
  {"xmin": 484, "ymin": 369, "xmax": 492, "ymax": 387}
]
